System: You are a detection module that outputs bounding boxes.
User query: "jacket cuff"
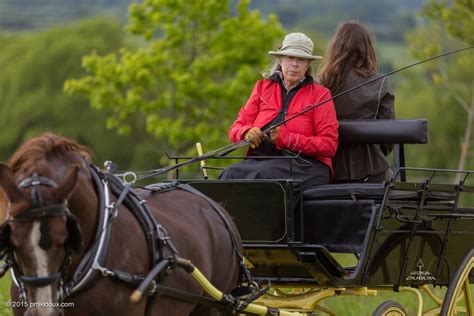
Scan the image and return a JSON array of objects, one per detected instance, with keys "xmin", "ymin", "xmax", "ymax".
[
  {"xmin": 276, "ymin": 125, "xmax": 290, "ymax": 150},
  {"xmin": 276, "ymin": 125, "xmax": 301, "ymax": 152},
  {"xmin": 239, "ymin": 125, "xmax": 254, "ymax": 140}
]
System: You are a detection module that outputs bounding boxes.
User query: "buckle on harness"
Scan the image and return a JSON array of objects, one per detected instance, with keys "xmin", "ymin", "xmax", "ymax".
[
  {"xmin": 92, "ymin": 262, "xmax": 114, "ymax": 277},
  {"xmin": 157, "ymin": 224, "xmax": 170, "ymax": 242}
]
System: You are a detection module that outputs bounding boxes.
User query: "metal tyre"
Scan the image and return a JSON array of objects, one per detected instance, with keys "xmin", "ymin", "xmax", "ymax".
[
  {"xmin": 372, "ymin": 300, "xmax": 407, "ymax": 316},
  {"xmin": 441, "ymin": 248, "xmax": 474, "ymax": 316}
]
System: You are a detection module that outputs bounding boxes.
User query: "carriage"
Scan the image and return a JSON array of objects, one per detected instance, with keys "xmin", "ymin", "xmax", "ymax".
[
  {"xmin": 0, "ymin": 118, "xmax": 473, "ymax": 316},
  {"xmin": 169, "ymin": 118, "xmax": 474, "ymax": 315}
]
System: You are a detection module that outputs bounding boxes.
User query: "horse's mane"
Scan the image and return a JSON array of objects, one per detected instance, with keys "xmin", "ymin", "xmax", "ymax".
[{"xmin": 7, "ymin": 133, "xmax": 93, "ymax": 175}]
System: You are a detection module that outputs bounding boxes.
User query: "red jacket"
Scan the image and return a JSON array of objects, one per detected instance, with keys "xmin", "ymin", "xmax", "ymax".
[{"xmin": 229, "ymin": 79, "xmax": 339, "ymax": 175}]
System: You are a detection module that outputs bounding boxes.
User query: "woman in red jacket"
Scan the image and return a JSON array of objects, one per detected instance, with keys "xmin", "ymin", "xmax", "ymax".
[{"xmin": 219, "ymin": 32, "xmax": 339, "ymax": 188}]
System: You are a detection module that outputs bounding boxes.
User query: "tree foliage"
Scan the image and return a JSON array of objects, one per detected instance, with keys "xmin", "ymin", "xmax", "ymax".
[
  {"xmin": 0, "ymin": 18, "xmax": 156, "ymax": 169},
  {"xmin": 400, "ymin": 0, "xmax": 473, "ymax": 173},
  {"xmin": 65, "ymin": 0, "xmax": 284, "ymax": 163},
  {"xmin": 422, "ymin": 0, "xmax": 473, "ymax": 45}
]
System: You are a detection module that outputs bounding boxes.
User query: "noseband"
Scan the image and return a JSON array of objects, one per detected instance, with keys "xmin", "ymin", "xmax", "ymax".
[{"xmin": 5, "ymin": 173, "xmax": 78, "ymax": 301}]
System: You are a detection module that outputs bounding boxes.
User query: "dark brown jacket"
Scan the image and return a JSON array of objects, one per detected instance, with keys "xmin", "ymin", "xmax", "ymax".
[{"xmin": 332, "ymin": 70, "xmax": 395, "ymax": 181}]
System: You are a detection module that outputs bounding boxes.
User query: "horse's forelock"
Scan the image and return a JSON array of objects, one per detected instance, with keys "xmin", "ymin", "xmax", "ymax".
[{"xmin": 7, "ymin": 133, "xmax": 93, "ymax": 176}]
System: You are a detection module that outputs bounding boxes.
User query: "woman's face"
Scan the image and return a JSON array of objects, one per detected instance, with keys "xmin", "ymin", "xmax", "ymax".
[{"xmin": 279, "ymin": 56, "xmax": 311, "ymax": 89}]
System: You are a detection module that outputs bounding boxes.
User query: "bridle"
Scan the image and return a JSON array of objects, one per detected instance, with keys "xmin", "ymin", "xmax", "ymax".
[{"xmin": 3, "ymin": 173, "xmax": 80, "ymax": 303}]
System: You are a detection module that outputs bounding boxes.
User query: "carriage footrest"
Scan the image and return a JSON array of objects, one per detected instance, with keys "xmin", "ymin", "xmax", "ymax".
[{"xmin": 299, "ymin": 251, "xmax": 346, "ymax": 277}]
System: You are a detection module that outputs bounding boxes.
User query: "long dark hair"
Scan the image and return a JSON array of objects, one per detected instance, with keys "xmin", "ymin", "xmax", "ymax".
[{"xmin": 318, "ymin": 20, "xmax": 378, "ymax": 93}]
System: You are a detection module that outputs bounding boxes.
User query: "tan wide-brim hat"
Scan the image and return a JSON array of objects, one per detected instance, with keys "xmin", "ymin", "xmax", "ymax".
[{"xmin": 269, "ymin": 32, "xmax": 322, "ymax": 60}]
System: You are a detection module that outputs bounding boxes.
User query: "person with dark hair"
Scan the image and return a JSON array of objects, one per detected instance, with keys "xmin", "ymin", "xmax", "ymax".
[
  {"xmin": 219, "ymin": 32, "xmax": 339, "ymax": 189},
  {"xmin": 318, "ymin": 20, "xmax": 395, "ymax": 183}
]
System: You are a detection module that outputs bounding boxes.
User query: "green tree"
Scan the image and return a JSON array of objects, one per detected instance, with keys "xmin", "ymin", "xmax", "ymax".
[
  {"xmin": 0, "ymin": 18, "xmax": 156, "ymax": 170},
  {"xmin": 65, "ymin": 0, "xmax": 283, "ymax": 171},
  {"xmin": 400, "ymin": 0, "xmax": 473, "ymax": 177},
  {"xmin": 422, "ymin": 0, "xmax": 473, "ymax": 45}
]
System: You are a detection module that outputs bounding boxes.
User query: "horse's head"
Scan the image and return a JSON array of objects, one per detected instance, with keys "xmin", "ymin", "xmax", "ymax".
[{"xmin": 0, "ymin": 163, "xmax": 82, "ymax": 315}]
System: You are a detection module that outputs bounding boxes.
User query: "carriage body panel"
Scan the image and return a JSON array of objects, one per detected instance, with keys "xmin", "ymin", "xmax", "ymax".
[
  {"xmin": 164, "ymin": 118, "xmax": 474, "ymax": 315},
  {"xmin": 184, "ymin": 170, "xmax": 474, "ymax": 289}
]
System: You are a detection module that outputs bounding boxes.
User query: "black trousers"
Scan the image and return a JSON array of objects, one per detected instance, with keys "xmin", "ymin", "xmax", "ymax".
[{"xmin": 218, "ymin": 156, "xmax": 330, "ymax": 189}]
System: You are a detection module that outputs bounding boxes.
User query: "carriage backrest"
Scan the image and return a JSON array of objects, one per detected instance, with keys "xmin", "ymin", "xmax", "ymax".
[{"xmin": 337, "ymin": 119, "xmax": 429, "ymax": 181}]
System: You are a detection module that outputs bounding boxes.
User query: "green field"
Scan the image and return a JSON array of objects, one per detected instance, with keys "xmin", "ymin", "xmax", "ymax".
[{"xmin": 0, "ymin": 272, "xmax": 12, "ymax": 316}]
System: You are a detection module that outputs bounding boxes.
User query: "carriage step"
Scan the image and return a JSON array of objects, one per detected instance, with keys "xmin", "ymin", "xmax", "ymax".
[{"xmin": 298, "ymin": 250, "xmax": 347, "ymax": 279}]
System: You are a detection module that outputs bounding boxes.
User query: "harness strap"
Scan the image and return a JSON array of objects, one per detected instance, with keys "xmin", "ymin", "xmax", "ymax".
[
  {"xmin": 20, "ymin": 272, "xmax": 62, "ymax": 287},
  {"xmin": 151, "ymin": 284, "xmax": 229, "ymax": 310},
  {"xmin": 18, "ymin": 174, "xmax": 57, "ymax": 189},
  {"xmin": 107, "ymin": 174, "xmax": 163, "ymax": 267},
  {"xmin": 12, "ymin": 204, "xmax": 68, "ymax": 221},
  {"xmin": 66, "ymin": 166, "xmax": 110, "ymax": 295},
  {"xmin": 114, "ymin": 183, "xmax": 132, "ymax": 211},
  {"xmin": 93, "ymin": 260, "xmax": 229, "ymax": 313}
]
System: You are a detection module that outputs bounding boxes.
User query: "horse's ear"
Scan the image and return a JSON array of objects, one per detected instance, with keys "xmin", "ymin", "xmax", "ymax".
[
  {"xmin": 0, "ymin": 164, "xmax": 24, "ymax": 203},
  {"xmin": 55, "ymin": 165, "xmax": 80, "ymax": 201}
]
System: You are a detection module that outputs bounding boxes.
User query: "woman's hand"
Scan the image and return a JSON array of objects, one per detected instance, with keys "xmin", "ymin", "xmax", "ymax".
[
  {"xmin": 244, "ymin": 127, "xmax": 263, "ymax": 149},
  {"xmin": 268, "ymin": 126, "xmax": 279, "ymax": 144}
]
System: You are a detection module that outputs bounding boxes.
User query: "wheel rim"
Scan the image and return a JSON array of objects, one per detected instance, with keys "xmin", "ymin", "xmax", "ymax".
[
  {"xmin": 382, "ymin": 306, "xmax": 406, "ymax": 316},
  {"xmin": 445, "ymin": 256, "xmax": 474, "ymax": 315}
]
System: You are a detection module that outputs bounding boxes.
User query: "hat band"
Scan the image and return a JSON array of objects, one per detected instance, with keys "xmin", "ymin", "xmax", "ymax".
[{"xmin": 280, "ymin": 45, "xmax": 312, "ymax": 54}]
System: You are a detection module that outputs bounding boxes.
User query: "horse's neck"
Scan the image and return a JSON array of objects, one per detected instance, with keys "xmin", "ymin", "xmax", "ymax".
[{"xmin": 69, "ymin": 183, "xmax": 99, "ymax": 255}]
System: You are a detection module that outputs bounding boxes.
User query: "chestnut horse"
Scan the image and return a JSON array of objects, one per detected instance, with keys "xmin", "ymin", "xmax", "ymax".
[{"xmin": 0, "ymin": 134, "xmax": 243, "ymax": 316}]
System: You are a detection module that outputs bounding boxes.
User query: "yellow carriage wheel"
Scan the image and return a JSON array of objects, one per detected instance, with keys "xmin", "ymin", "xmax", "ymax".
[
  {"xmin": 441, "ymin": 248, "xmax": 474, "ymax": 316},
  {"xmin": 372, "ymin": 300, "xmax": 407, "ymax": 316}
]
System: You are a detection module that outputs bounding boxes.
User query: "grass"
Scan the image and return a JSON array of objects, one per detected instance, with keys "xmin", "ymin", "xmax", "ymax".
[
  {"xmin": 0, "ymin": 271, "xmax": 12, "ymax": 316},
  {"xmin": 322, "ymin": 287, "xmax": 444, "ymax": 315},
  {"xmin": 311, "ymin": 254, "xmax": 433, "ymax": 315}
]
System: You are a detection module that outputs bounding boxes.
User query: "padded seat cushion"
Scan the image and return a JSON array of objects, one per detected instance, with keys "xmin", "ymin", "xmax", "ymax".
[
  {"xmin": 303, "ymin": 183, "xmax": 386, "ymax": 200},
  {"xmin": 302, "ymin": 199, "xmax": 377, "ymax": 253},
  {"xmin": 338, "ymin": 119, "xmax": 428, "ymax": 144},
  {"xmin": 303, "ymin": 182, "xmax": 455, "ymax": 201}
]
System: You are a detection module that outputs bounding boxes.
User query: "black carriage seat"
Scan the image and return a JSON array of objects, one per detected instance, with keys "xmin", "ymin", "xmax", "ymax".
[
  {"xmin": 302, "ymin": 182, "xmax": 457, "ymax": 201},
  {"xmin": 337, "ymin": 118, "xmax": 428, "ymax": 174},
  {"xmin": 301, "ymin": 119, "xmax": 430, "ymax": 254}
]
